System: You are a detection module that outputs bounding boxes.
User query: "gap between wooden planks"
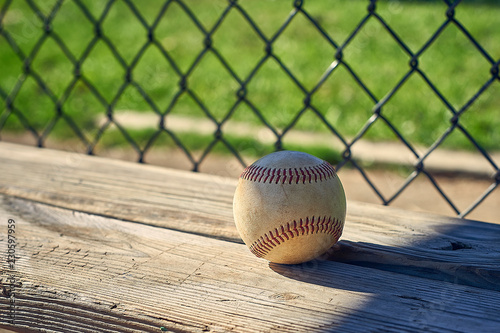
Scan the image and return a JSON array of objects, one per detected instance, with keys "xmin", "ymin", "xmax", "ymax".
[
  {"xmin": 0, "ymin": 142, "xmax": 499, "ymax": 292},
  {"xmin": 1, "ymin": 194, "xmax": 500, "ymax": 332}
]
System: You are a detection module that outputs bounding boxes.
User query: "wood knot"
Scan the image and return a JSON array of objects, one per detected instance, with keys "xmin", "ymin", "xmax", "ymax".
[{"xmin": 269, "ymin": 292, "xmax": 303, "ymax": 301}]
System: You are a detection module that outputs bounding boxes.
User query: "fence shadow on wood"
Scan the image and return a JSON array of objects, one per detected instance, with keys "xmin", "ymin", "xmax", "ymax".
[{"xmin": 270, "ymin": 216, "xmax": 500, "ymax": 330}]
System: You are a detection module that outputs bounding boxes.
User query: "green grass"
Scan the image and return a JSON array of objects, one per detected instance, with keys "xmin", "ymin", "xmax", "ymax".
[{"xmin": 1, "ymin": 0, "xmax": 499, "ymax": 154}]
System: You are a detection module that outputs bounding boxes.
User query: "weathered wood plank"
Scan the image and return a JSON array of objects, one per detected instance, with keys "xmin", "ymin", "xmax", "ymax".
[
  {"xmin": 0, "ymin": 142, "xmax": 499, "ymax": 291},
  {"xmin": 1, "ymin": 195, "xmax": 500, "ymax": 332},
  {"xmin": 327, "ymin": 203, "xmax": 500, "ymax": 291},
  {"xmin": 0, "ymin": 142, "xmax": 237, "ymax": 240}
]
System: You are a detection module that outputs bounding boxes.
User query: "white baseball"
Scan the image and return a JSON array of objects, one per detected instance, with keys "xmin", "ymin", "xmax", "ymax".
[{"xmin": 233, "ymin": 151, "xmax": 346, "ymax": 264}]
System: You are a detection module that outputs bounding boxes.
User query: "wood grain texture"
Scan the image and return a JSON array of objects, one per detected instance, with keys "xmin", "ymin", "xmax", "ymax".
[
  {"xmin": 0, "ymin": 142, "xmax": 237, "ymax": 240},
  {"xmin": 0, "ymin": 142, "xmax": 499, "ymax": 292},
  {"xmin": 1, "ymin": 195, "xmax": 500, "ymax": 333}
]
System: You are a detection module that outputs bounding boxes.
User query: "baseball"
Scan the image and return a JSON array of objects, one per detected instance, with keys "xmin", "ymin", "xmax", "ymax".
[{"xmin": 233, "ymin": 150, "xmax": 346, "ymax": 264}]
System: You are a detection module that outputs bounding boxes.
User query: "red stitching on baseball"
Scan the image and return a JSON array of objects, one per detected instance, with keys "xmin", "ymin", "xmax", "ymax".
[
  {"xmin": 249, "ymin": 216, "xmax": 343, "ymax": 258},
  {"xmin": 240, "ymin": 161, "xmax": 336, "ymax": 184}
]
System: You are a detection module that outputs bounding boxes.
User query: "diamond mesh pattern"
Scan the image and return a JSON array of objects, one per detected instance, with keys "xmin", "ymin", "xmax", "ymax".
[{"xmin": 0, "ymin": 0, "xmax": 498, "ymax": 219}]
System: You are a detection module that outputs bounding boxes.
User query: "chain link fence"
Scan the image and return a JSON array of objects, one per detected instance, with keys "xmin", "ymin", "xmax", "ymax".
[{"xmin": 0, "ymin": 0, "xmax": 499, "ymax": 219}]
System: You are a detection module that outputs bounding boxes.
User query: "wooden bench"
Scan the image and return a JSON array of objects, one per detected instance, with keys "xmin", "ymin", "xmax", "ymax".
[{"xmin": 1, "ymin": 141, "xmax": 499, "ymax": 332}]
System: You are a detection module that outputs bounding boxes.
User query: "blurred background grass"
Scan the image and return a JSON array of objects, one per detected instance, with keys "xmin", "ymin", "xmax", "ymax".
[{"xmin": 1, "ymin": 0, "xmax": 499, "ymax": 160}]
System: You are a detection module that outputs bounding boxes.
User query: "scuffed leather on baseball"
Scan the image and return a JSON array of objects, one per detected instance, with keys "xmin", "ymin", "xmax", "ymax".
[{"xmin": 233, "ymin": 151, "xmax": 346, "ymax": 264}]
